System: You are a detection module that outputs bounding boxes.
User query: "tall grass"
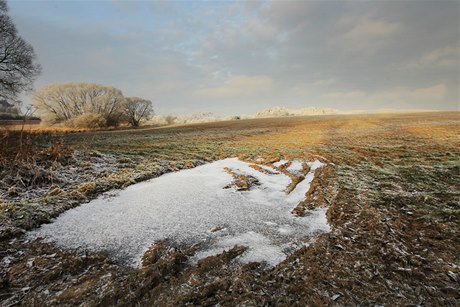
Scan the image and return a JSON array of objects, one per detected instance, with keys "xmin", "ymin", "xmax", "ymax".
[{"xmin": 0, "ymin": 129, "xmax": 72, "ymax": 190}]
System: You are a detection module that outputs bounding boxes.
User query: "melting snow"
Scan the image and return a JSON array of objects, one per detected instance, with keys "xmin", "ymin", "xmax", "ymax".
[
  {"xmin": 273, "ymin": 159, "xmax": 289, "ymax": 167},
  {"xmin": 29, "ymin": 158, "xmax": 330, "ymax": 267},
  {"xmin": 307, "ymin": 160, "xmax": 324, "ymax": 170},
  {"xmin": 286, "ymin": 160, "xmax": 304, "ymax": 174}
]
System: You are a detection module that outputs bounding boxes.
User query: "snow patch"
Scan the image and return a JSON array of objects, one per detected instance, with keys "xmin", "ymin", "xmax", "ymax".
[
  {"xmin": 286, "ymin": 160, "xmax": 303, "ymax": 174},
  {"xmin": 307, "ymin": 160, "xmax": 324, "ymax": 171},
  {"xmin": 29, "ymin": 158, "xmax": 329, "ymax": 267},
  {"xmin": 192, "ymin": 232, "xmax": 287, "ymax": 266},
  {"xmin": 273, "ymin": 159, "xmax": 289, "ymax": 167},
  {"xmin": 257, "ymin": 164, "xmax": 280, "ymax": 174}
]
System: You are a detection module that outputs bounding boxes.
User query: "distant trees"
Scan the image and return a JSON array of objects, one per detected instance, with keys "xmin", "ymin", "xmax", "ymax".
[
  {"xmin": 164, "ymin": 115, "xmax": 176, "ymax": 125},
  {"xmin": 123, "ymin": 97, "xmax": 153, "ymax": 127},
  {"xmin": 0, "ymin": 0, "xmax": 41, "ymax": 102},
  {"xmin": 33, "ymin": 83, "xmax": 125, "ymax": 125},
  {"xmin": 33, "ymin": 82, "xmax": 153, "ymax": 128}
]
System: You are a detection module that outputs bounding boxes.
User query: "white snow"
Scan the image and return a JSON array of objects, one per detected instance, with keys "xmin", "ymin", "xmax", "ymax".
[
  {"xmin": 286, "ymin": 160, "xmax": 304, "ymax": 174},
  {"xmin": 307, "ymin": 160, "xmax": 324, "ymax": 171},
  {"xmin": 273, "ymin": 159, "xmax": 289, "ymax": 167},
  {"xmin": 29, "ymin": 158, "xmax": 330, "ymax": 268}
]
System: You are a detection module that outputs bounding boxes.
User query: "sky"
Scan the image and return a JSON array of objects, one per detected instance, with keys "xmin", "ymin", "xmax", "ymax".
[{"xmin": 8, "ymin": 0, "xmax": 460, "ymax": 115}]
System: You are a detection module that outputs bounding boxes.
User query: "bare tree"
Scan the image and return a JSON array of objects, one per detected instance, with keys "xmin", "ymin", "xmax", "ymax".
[
  {"xmin": 0, "ymin": 0, "xmax": 41, "ymax": 102},
  {"xmin": 33, "ymin": 82, "xmax": 125, "ymax": 126},
  {"xmin": 123, "ymin": 97, "xmax": 153, "ymax": 127},
  {"xmin": 165, "ymin": 115, "xmax": 176, "ymax": 125}
]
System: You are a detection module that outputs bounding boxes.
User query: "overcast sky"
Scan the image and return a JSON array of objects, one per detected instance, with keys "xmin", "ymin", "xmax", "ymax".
[{"xmin": 8, "ymin": 0, "xmax": 460, "ymax": 115}]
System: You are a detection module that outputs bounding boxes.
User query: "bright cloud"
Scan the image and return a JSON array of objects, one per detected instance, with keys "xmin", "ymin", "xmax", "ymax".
[
  {"xmin": 400, "ymin": 44, "xmax": 460, "ymax": 71},
  {"xmin": 343, "ymin": 19, "xmax": 400, "ymax": 41},
  {"xmin": 195, "ymin": 75, "xmax": 273, "ymax": 98},
  {"xmin": 335, "ymin": 18, "xmax": 401, "ymax": 53},
  {"xmin": 322, "ymin": 84, "xmax": 448, "ymax": 107}
]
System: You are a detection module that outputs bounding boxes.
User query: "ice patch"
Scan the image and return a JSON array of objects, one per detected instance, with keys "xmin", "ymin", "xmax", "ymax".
[
  {"xmin": 273, "ymin": 159, "xmax": 289, "ymax": 167},
  {"xmin": 286, "ymin": 160, "xmax": 304, "ymax": 174},
  {"xmin": 308, "ymin": 160, "xmax": 324, "ymax": 171},
  {"xmin": 29, "ymin": 158, "xmax": 329, "ymax": 267},
  {"xmin": 192, "ymin": 232, "xmax": 287, "ymax": 266}
]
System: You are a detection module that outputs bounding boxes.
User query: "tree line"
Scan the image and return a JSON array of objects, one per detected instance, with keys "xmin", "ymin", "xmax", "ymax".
[{"xmin": 33, "ymin": 83, "xmax": 154, "ymax": 128}]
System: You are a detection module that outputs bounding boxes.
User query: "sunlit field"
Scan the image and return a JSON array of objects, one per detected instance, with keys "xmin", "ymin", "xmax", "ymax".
[{"xmin": 1, "ymin": 111, "xmax": 458, "ymax": 305}]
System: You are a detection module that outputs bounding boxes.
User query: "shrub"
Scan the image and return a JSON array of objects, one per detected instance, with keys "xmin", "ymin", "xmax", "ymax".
[
  {"xmin": 165, "ymin": 115, "xmax": 176, "ymax": 125},
  {"xmin": 65, "ymin": 113, "xmax": 107, "ymax": 129}
]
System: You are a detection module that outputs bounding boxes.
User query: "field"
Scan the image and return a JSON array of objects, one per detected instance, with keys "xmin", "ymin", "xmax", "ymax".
[{"xmin": 0, "ymin": 111, "xmax": 459, "ymax": 305}]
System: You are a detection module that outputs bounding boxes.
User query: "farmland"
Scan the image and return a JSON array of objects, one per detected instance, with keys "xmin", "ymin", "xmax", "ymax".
[{"xmin": 0, "ymin": 111, "xmax": 459, "ymax": 305}]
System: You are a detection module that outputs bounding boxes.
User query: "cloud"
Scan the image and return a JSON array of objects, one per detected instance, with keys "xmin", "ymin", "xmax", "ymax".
[
  {"xmin": 323, "ymin": 90, "xmax": 367, "ymax": 100},
  {"xmin": 399, "ymin": 44, "xmax": 459, "ymax": 71},
  {"xmin": 263, "ymin": 1, "xmax": 313, "ymax": 29},
  {"xmin": 8, "ymin": 0, "xmax": 459, "ymax": 114},
  {"xmin": 311, "ymin": 78, "xmax": 336, "ymax": 87},
  {"xmin": 343, "ymin": 19, "xmax": 400, "ymax": 41},
  {"xmin": 322, "ymin": 84, "xmax": 448, "ymax": 108},
  {"xmin": 86, "ymin": 47, "xmax": 116, "ymax": 68},
  {"xmin": 288, "ymin": 78, "xmax": 336, "ymax": 98},
  {"xmin": 195, "ymin": 75, "xmax": 273, "ymax": 98},
  {"xmin": 375, "ymin": 84, "xmax": 448, "ymax": 103},
  {"xmin": 335, "ymin": 18, "xmax": 401, "ymax": 53}
]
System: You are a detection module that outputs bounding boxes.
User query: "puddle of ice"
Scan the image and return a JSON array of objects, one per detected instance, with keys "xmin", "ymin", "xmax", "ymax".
[{"xmin": 29, "ymin": 158, "xmax": 330, "ymax": 267}]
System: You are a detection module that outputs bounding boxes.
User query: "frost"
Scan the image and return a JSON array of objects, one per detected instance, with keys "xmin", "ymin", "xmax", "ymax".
[{"xmin": 29, "ymin": 158, "xmax": 330, "ymax": 267}]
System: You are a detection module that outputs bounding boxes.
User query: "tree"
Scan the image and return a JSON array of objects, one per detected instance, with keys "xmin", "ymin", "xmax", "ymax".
[
  {"xmin": 123, "ymin": 97, "xmax": 153, "ymax": 127},
  {"xmin": 0, "ymin": 0, "xmax": 41, "ymax": 102},
  {"xmin": 33, "ymin": 82, "xmax": 125, "ymax": 126}
]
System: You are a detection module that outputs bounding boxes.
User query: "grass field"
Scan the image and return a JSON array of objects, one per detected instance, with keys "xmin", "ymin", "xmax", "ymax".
[{"xmin": 0, "ymin": 111, "xmax": 459, "ymax": 305}]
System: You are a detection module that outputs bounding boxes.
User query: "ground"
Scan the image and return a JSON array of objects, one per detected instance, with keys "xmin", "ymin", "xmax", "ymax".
[{"xmin": 0, "ymin": 112, "xmax": 459, "ymax": 306}]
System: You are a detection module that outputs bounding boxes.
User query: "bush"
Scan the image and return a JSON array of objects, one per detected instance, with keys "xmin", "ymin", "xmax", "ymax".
[
  {"xmin": 165, "ymin": 115, "xmax": 176, "ymax": 125},
  {"xmin": 65, "ymin": 113, "xmax": 107, "ymax": 129}
]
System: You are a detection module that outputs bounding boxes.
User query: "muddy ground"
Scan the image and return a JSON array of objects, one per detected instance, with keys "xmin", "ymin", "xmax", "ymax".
[{"xmin": 1, "ymin": 112, "xmax": 459, "ymax": 306}]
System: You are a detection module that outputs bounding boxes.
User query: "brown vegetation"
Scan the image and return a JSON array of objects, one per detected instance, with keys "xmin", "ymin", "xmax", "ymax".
[{"xmin": 223, "ymin": 167, "xmax": 260, "ymax": 191}]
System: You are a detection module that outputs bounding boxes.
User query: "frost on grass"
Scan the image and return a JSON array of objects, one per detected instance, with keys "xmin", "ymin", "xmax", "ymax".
[{"xmin": 29, "ymin": 158, "xmax": 329, "ymax": 267}]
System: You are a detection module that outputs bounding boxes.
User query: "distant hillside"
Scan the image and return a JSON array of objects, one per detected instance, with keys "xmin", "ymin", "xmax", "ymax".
[
  {"xmin": 254, "ymin": 106, "xmax": 338, "ymax": 118},
  {"xmin": 148, "ymin": 107, "xmax": 338, "ymax": 126},
  {"xmin": 149, "ymin": 112, "xmax": 239, "ymax": 125}
]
